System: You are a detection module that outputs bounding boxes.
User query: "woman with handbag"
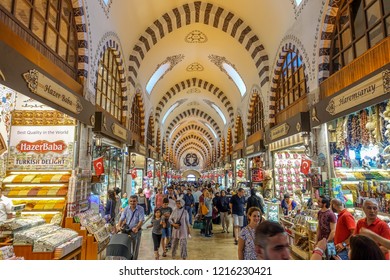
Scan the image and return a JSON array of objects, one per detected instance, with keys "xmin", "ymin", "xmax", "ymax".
[
  {"xmin": 169, "ymin": 199, "xmax": 191, "ymax": 259},
  {"xmin": 238, "ymin": 207, "xmax": 263, "ymax": 260}
]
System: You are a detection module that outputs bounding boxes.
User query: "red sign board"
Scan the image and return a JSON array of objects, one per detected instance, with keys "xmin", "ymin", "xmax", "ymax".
[{"xmin": 16, "ymin": 140, "xmax": 67, "ymax": 154}]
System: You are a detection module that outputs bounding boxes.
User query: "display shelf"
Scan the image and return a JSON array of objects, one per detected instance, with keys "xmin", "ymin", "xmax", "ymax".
[
  {"xmin": 2, "ymin": 171, "xmax": 70, "ymax": 224},
  {"xmin": 13, "ymin": 244, "xmax": 81, "ymax": 260}
]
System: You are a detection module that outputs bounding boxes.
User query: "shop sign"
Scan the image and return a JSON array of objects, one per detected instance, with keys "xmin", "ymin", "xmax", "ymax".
[
  {"xmin": 139, "ymin": 144, "xmax": 146, "ymax": 155},
  {"xmin": 326, "ymin": 71, "xmax": 388, "ymax": 116},
  {"xmin": 16, "ymin": 140, "xmax": 67, "ymax": 154},
  {"xmin": 232, "ymin": 151, "xmax": 239, "ymax": 160},
  {"xmin": 270, "ymin": 123, "xmax": 290, "ymax": 141},
  {"xmin": 246, "ymin": 145, "xmax": 255, "ymax": 155},
  {"xmin": 22, "ymin": 69, "xmax": 83, "ymax": 114},
  {"xmin": 111, "ymin": 123, "xmax": 127, "ymax": 141},
  {"xmin": 8, "ymin": 126, "xmax": 75, "ymax": 170}
]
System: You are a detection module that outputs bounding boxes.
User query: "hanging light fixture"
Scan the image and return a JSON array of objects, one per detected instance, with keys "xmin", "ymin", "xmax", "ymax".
[{"xmin": 131, "ymin": 153, "xmax": 137, "ymax": 168}]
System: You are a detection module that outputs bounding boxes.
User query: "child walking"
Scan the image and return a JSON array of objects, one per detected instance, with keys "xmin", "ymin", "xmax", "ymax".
[{"xmin": 147, "ymin": 209, "xmax": 164, "ymax": 259}]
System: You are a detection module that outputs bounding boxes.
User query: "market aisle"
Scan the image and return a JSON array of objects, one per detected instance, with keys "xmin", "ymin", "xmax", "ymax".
[{"xmin": 137, "ymin": 222, "xmax": 239, "ymax": 260}]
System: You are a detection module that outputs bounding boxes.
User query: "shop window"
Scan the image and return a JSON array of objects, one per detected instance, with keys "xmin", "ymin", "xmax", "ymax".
[
  {"xmin": 275, "ymin": 50, "xmax": 307, "ymax": 114},
  {"xmin": 330, "ymin": 0, "xmax": 390, "ymax": 74},
  {"xmin": 250, "ymin": 94, "xmax": 264, "ymax": 135},
  {"xmin": 0, "ymin": 0, "xmax": 78, "ymax": 71},
  {"xmin": 130, "ymin": 95, "xmax": 142, "ymax": 140},
  {"xmin": 96, "ymin": 48, "xmax": 123, "ymax": 122}
]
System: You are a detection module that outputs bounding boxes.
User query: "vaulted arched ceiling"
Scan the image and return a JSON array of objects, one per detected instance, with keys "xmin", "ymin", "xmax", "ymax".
[{"xmin": 108, "ymin": 0, "xmax": 297, "ymax": 169}]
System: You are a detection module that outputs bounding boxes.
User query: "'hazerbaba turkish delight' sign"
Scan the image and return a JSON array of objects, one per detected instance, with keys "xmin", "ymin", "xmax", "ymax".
[{"xmin": 8, "ymin": 126, "xmax": 75, "ymax": 170}]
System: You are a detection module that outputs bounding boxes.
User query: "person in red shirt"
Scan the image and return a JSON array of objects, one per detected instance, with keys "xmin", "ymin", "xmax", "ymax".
[
  {"xmin": 354, "ymin": 198, "xmax": 390, "ymax": 259},
  {"xmin": 331, "ymin": 198, "xmax": 356, "ymax": 260}
]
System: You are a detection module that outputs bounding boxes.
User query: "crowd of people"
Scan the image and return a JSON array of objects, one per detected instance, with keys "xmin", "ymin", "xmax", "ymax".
[{"xmin": 102, "ymin": 181, "xmax": 390, "ymax": 261}]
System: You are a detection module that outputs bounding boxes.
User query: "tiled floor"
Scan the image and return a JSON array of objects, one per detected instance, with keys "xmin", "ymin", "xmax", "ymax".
[{"xmin": 137, "ymin": 220, "xmax": 239, "ymax": 260}]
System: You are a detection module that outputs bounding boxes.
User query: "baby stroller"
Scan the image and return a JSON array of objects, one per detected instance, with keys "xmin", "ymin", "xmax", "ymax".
[{"xmin": 105, "ymin": 233, "xmax": 133, "ymax": 260}]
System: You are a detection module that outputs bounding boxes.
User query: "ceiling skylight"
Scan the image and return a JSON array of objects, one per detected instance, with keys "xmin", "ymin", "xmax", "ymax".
[
  {"xmin": 211, "ymin": 104, "xmax": 227, "ymax": 125},
  {"xmin": 295, "ymin": 0, "xmax": 303, "ymax": 5},
  {"xmin": 204, "ymin": 123, "xmax": 218, "ymax": 138},
  {"xmin": 146, "ymin": 54, "xmax": 185, "ymax": 94},
  {"xmin": 222, "ymin": 63, "xmax": 246, "ymax": 96},
  {"xmin": 146, "ymin": 62, "xmax": 170, "ymax": 94},
  {"xmin": 162, "ymin": 102, "xmax": 179, "ymax": 124}
]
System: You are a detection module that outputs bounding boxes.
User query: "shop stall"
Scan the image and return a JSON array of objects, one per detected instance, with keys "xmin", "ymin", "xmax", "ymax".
[
  {"xmin": 265, "ymin": 112, "xmax": 311, "ymax": 204},
  {"xmin": 128, "ymin": 141, "xmax": 147, "ymax": 195},
  {"xmin": 92, "ymin": 111, "xmax": 131, "ymax": 214},
  {"xmin": 0, "ymin": 40, "xmax": 94, "ymax": 259},
  {"xmin": 232, "ymin": 150, "xmax": 247, "ymax": 190},
  {"xmin": 310, "ymin": 64, "xmax": 390, "ymax": 215},
  {"xmin": 245, "ymin": 141, "xmax": 266, "ymax": 194}
]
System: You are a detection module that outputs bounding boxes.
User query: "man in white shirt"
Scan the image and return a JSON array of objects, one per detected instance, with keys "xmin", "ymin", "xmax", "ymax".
[
  {"xmin": 192, "ymin": 186, "xmax": 202, "ymax": 215},
  {"xmin": 0, "ymin": 187, "xmax": 13, "ymax": 222}
]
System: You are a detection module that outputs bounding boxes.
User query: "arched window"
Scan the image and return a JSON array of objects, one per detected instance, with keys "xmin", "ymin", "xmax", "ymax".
[
  {"xmin": 330, "ymin": 0, "xmax": 389, "ymax": 74},
  {"xmin": 187, "ymin": 174, "xmax": 196, "ymax": 181},
  {"xmin": 96, "ymin": 49, "xmax": 123, "ymax": 122},
  {"xmin": 250, "ymin": 94, "xmax": 264, "ymax": 134},
  {"xmin": 275, "ymin": 50, "xmax": 307, "ymax": 113},
  {"xmin": 130, "ymin": 95, "xmax": 142, "ymax": 140},
  {"xmin": 146, "ymin": 116, "xmax": 154, "ymax": 147},
  {"xmin": 1, "ymin": 0, "xmax": 78, "ymax": 70},
  {"xmin": 236, "ymin": 116, "xmax": 244, "ymax": 143}
]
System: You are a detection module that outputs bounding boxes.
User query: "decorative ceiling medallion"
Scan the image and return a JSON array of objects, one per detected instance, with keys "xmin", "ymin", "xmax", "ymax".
[
  {"xmin": 186, "ymin": 62, "xmax": 204, "ymax": 72},
  {"xmin": 187, "ymin": 101, "xmax": 200, "ymax": 107},
  {"xmin": 184, "ymin": 153, "xmax": 199, "ymax": 166},
  {"xmin": 185, "ymin": 30, "xmax": 208, "ymax": 43},
  {"xmin": 187, "ymin": 88, "xmax": 201, "ymax": 94}
]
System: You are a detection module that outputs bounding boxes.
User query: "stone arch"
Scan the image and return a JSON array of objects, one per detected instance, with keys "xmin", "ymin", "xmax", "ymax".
[
  {"xmin": 130, "ymin": 91, "xmax": 146, "ymax": 143},
  {"xmin": 155, "ymin": 78, "xmax": 234, "ymax": 124},
  {"xmin": 227, "ymin": 128, "xmax": 233, "ymax": 154},
  {"xmin": 246, "ymin": 86, "xmax": 265, "ymax": 137},
  {"xmin": 174, "ymin": 135, "xmax": 211, "ymax": 154},
  {"xmin": 92, "ymin": 33, "xmax": 128, "ymax": 121},
  {"xmin": 317, "ymin": 0, "xmax": 343, "ymax": 83},
  {"xmin": 269, "ymin": 41, "xmax": 310, "ymax": 124},
  {"xmin": 128, "ymin": 1, "xmax": 269, "ymax": 87},
  {"xmin": 71, "ymin": 0, "xmax": 89, "ymax": 80},
  {"xmin": 182, "ymin": 169, "xmax": 201, "ymax": 179},
  {"xmin": 165, "ymin": 109, "xmax": 222, "ymax": 138},
  {"xmin": 234, "ymin": 114, "xmax": 245, "ymax": 144},
  {"xmin": 156, "ymin": 128, "xmax": 161, "ymax": 153},
  {"xmin": 178, "ymin": 146, "xmax": 207, "ymax": 162},
  {"xmin": 177, "ymin": 143, "xmax": 208, "ymax": 161},
  {"xmin": 171, "ymin": 124, "xmax": 214, "ymax": 147},
  {"xmin": 146, "ymin": 115, "xmax": 155, "ymax": 147}
]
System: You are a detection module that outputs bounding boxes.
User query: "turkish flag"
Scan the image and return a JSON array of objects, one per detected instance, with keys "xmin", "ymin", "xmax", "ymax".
[
  {"xmin": 147, "ymin": 170, "xmax": 153, "ymax": 178},
  {"xmin": 131, "ymin": 168, "xmax": 137, "ymax": 179},
  {"xmin": 156, "ymin": 170, "xmax": 161, "ymax": 178},
  {"xmin": 238, "ymin": 170, "xmax": 243, "ymax": 178},
  {"xmin": 93, "ymin": 157, "xmax": 104, "ymax": 176},
  {"xmin": 300, "ymin": 158, "xmax": 311, "ymax": 175}
]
